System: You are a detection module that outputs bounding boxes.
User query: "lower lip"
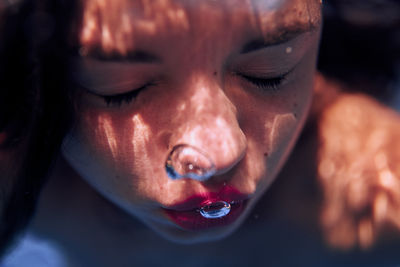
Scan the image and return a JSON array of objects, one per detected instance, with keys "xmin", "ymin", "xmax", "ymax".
[
  {"xmin": 164, "ymin": 200, "xmax": 248, "ymax": 231},
  {"xmin": 163, "ymin": 186, "xmax": 249, "ymax": 231}
]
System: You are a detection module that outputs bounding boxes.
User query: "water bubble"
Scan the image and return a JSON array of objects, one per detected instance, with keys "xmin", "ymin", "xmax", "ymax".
[
  {"xmin": 199, "ymin": 201, "xmax": 231, "ymax": 219},
  {"xmin": 165, "ymin": 144, "xmax": 216, "ymax": 181}
]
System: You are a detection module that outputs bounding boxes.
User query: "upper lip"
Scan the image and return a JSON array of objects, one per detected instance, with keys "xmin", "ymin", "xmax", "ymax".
[{"xmin": 163, "ymin": 185, "xmax": 249, "ymax": 212}]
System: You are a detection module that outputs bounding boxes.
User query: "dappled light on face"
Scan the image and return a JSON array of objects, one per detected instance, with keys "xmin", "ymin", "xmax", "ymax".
[
  {"xmin": 168, "ymin": 74, "xmax": 246, "ymax": 172},
  {"xmin": 79, "ymin": 0, "xmax": 189, "ymax": 55},
  {"xmin": 78, "ymin": 0, "xmax": 322, "ymax": 59},
  {"xmin": 268, "ymin": 113, "xmax": 297, "ymax": 154},
  {"xmin": 251, "ymin": 0, "xmax": 321, "ymax": 43},
  {"xmin": 318, "ymin": 93, "xmax": 400, "ymax": 250},
  {"xmin": 130, "ymin": 114, "xmax": 152, "ymax": 174},
  {"xmin": 80, "ymin": 0, "xmax": 134, "ymax": 54},
  {"xmin": 139, "ymin": 0, "xmax": 189, "ymax": 32},
  {"xmin": 97, "ymin": 115, "xmax": 118, "ymax": 160},
  {"xmin": 131, "ymin": 114, "xmax": 150, "ymax": 151}
]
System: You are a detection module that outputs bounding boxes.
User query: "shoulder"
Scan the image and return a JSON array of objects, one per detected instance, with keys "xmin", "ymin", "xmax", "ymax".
[{"xmin": 1, "ymin": 232, "xmax": 68, "ymax": 267}]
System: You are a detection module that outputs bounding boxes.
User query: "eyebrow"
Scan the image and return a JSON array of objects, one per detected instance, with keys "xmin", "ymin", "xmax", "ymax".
[
  {"xmin": 240, "ymin": 24, "xmax": 315, "ymax": 54},
  {"xmin": 79, "ymin": 46, "xmax": 162, "ymax": 63}
]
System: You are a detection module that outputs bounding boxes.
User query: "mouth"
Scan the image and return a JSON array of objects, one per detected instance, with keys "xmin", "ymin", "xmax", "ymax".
[{"xmin": 162, "ymin": 186, "xmax": 249, "ymax": 231}]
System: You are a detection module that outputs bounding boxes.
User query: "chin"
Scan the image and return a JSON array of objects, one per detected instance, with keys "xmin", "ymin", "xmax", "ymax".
[{"xmin": 150, "ymin": 223, "xmax": 241, "ymax": 245}]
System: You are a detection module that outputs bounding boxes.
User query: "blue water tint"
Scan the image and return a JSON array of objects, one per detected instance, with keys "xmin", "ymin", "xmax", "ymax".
[
  {"xmin": 165, "ymin": 144, "xmax": 216, "ymax": 182},
  {"xmin": 199, "ymin": 201, "xmax": 231, "ymax": 219},
  {"xmin": 2, "ymin": 233, "xmax": 68, "ymax": 267}
]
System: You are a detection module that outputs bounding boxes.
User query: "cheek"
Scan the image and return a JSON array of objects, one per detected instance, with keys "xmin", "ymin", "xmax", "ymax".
[
  {"xmin": 62, "ymin": 108, "xmax": 168, "ymax": 203},
  {"xmin": 263, "ymin": 112, "xmax": 300, "ymax": 178},
  {"xmin": 268, "ymin": 113, "xmax": 297, "ymax": 155},
  {"xmin": 231, "ymin": 62, "xmax": 314, "ymax": 191}
]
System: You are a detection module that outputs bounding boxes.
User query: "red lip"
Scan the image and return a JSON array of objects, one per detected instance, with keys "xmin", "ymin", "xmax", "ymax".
[{"xmin": 163, "ymin": 186, "xmax": 249, "ymax": 231}]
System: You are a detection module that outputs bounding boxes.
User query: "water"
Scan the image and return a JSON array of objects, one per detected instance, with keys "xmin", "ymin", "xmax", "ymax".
[
  {"xmin": 199, "ymin": 201, "xmax": 231, "ymax": 219},
  {"xmin": 165, "ymin": 144, "xmax": 230, "ymax": 219},
  {"xmin": 165, "ymin": 144, "xmax": 216, "ymax": 182}
]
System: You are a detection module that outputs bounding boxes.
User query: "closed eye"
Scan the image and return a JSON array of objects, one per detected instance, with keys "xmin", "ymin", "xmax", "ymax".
[
  {"xmin": 99, "ymin": 82, "xmax": 156, "ymax": 107},
  {"xmin": 240, "ymin": 74, "xmax": 285, "ymax": 91}
]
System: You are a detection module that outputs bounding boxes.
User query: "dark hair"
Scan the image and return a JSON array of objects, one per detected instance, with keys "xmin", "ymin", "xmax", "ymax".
[
  {"xmin": 318, "ymin": 0, "xmax": 400, "ymax": 100},
  {"xmin": 0, "ymin": 0, "xmax": 76, "ymax": 255}
]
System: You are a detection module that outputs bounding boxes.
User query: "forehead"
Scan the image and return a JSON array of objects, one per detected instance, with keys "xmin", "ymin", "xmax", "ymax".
[{"xmin": 78, "ymin": 0, "xmax": 321, "ymax": 54}]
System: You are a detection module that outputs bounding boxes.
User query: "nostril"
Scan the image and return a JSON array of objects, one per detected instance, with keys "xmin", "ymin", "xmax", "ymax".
[{"xmin": 165, "ymin": 144, "xmax": 216, "ymax": 181}]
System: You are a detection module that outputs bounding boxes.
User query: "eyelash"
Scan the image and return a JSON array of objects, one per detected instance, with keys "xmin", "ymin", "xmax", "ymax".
[
  {"xmin": 239, "ymin": 73, "xmax": 287, "ymax": 91},
  {"xmin": 100, "ymin": 83, "xmax": 154, "ymax": 107},
  {"xmin": 98, "ymin": 72, "xmax": 286, "ymax": 107}
]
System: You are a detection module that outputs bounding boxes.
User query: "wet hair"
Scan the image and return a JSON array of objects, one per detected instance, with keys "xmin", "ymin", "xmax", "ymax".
[{"xmin": 0, "ymin": 0, "xmax": 75, "ymax": 255}]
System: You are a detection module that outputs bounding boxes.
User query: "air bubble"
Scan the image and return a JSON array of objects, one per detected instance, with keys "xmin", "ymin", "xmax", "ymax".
[
  {"xmin": 199, "ymin": 201, "xmax": 231, "ymax": 219},
  {"xmin": 165, "ymin": 144, "xmax": 216, "ymax": 181}
]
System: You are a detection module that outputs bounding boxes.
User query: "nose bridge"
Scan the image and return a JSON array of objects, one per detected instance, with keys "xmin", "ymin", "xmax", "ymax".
[
  {"xmin": 188, "ymin": 76, "xmax": 234, "ymax": 125},
  {"xmin": 171, "ymin": 74, "xmax": 247, "ymax": 176}
]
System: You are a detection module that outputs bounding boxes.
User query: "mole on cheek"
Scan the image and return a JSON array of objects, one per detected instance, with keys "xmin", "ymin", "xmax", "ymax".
[{"xmin": 268, "ymin": 113, "xmax": 297, "ymax": 154}]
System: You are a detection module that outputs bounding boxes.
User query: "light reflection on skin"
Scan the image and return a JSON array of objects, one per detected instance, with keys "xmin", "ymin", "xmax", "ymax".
[
  {"xmin": 81, "ymin": 0, "xmax": 191, "ymax": 54},
  {"xmin": 79, "ymin": 0, "xmax": 321, "ymax": 56},
  {"xmin": 170, "ymin": 75, "xmax": 247, "ymax": 172},
  {"xmin": 62, "ymin": 0, "xmax": 322, "ymax": 243},
  {"xmin": 268, "ymin": 113, "xmax": 297, "ymax": 154},
  {"xmin": 97, "ymin": 115, "xmax": 118, "ymax": 159}
]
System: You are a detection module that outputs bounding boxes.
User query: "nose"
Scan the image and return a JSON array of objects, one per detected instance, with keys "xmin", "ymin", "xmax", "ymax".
[
  {"xmin": 166, "ymin": 144, "xmax": 216, "ymax": 181},
  {"xmin": 165, "ymin": 78, "xmax": 247, "ymax": 182}
]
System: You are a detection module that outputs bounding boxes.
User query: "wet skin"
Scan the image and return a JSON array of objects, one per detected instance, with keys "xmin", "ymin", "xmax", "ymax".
[{"xmin": 62, "ymin": 0, "xmax": 322, "ymax": 243}]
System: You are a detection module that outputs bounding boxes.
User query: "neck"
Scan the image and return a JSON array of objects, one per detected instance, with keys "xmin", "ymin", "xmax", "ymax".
[{"xmin": 30, "ymin": 155, "xmax": 150, "ymax": 265}]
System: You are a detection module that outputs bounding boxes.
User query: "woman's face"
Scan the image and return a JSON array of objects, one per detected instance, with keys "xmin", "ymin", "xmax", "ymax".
[{"xmin": 63, "ymin": 0, "xmax": 321, "ymax": 243}]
